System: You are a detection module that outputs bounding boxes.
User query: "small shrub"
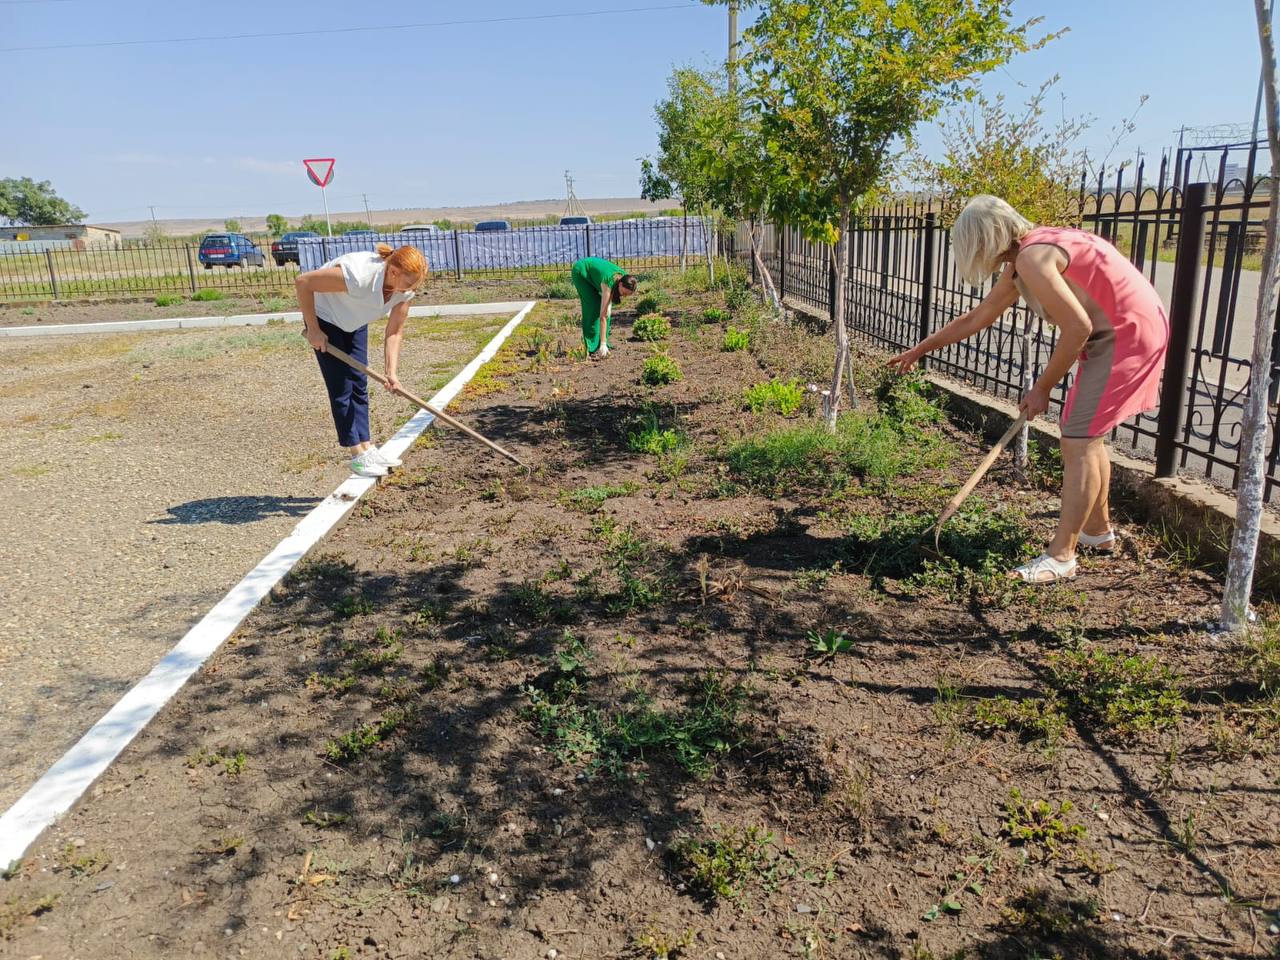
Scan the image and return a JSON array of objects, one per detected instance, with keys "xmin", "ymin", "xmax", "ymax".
[
  {"xmin": 191, "ymin": 288, "xmax": 226, "ymax": 302},
  {"xmin": 632, "ymin": 312, "xmax": 672, "ymax": 341},
  {"xmin": 641, "ymin": 352, "xmax": 682, "ymax": 386},
  {"xmin": 970, "ymin": 695, "xmax": 1068, "ymax": 746},
  {"xmin": 672, "ymin": 825, "xmax": 773, "ymax": 901},
  {"xmin": 154, "ymin": 294, "xmax": 184, "ymax": 307},
  {"xmin": 724, "ymin": 285, "xmax": 752, "ymax": 312},
  {"xmin": 628, "ymin": 418, "xmax": 685, "ymax": 456},
  {"xmin": 559, "ymin": 482, "xmax": 639, "ymax": 511},
  {"xmin": 634, "ymin": 292, "xmax": 667, "ymax": 316},
  {"xmin": 541, "ymin": 280, "xmax": 574, "ymax": 299},
  {"xmin": 703, "ymin": 307, "xmax": 729, "ymax": 324},
  {"xmin": 743, "ymin": 378, "xmax": 804, "ymax": 416},
  {"xmin": 721, "ymin": 326, "xmax": 750, "ymax": 351}
]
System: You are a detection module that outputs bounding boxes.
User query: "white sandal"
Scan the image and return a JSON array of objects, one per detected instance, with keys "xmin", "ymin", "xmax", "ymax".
[
  {"xmin": 1078, "ymin": 528, "xmax": 1116, "ymax": 552},
  {"xmin": 1009, "ymin": 553, "xmax": 1077, "ymax": 584}
]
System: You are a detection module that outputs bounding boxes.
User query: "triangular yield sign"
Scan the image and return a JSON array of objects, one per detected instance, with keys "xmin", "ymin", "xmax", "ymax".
[{"xmin": 303, "ymin": 158, "xmax": 335, "ymax": 188}]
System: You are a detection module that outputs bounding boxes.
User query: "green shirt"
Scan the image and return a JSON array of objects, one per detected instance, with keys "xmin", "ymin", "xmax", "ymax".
[{"xmin": 574, "ymin": 257, "xmax": 623, "ymax": 293}]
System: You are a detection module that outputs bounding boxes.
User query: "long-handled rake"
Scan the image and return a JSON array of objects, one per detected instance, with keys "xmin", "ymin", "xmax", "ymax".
[
  {"xmin": 930, "ymin": 413, "xmax": 1027, "ymax": 553},
  {"xmin": 323, "ymin": 343, "xmax": 526, "ymax": 468}
]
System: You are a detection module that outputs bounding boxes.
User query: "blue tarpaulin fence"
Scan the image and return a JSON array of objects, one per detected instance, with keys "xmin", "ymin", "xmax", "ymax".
[{"xmin": 296, "ymin": 218, "xmax": 710, "ymax": 274}]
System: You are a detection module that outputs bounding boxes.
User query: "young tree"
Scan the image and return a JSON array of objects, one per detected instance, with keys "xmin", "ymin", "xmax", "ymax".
[
  {"xmin": 224, "ymin": 218, "xmax": 242, "ymax": 233},
  {"xmin": 1223, "ymin": 0, "xmax": 1280, "ymax": 631},
  {"xmin": 744, "ymin": 0, "xmax": 1045, "ymax": 428},
  {"xmin": 0, "ymin": 177, "xmax": 86, "ymax": 225},
  {"xmin": 265, "ymin": 214, "xmax": 289, "ymax": 236}
]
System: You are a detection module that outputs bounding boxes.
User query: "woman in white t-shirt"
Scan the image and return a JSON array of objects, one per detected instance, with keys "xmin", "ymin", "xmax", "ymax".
[{"xmin": 295, "ymin": 243, "xmax": 428, "ymax": 478}]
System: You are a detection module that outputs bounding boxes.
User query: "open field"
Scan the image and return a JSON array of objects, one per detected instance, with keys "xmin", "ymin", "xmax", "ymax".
[{"xmin": 3, "ymin": 273, "xmax": 1276, "ymax": 959}]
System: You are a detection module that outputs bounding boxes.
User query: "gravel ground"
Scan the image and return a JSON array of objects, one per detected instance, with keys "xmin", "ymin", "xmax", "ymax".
[{"xmin": 0, "ymin": 310, "xmax": 514, "ymax": 812}]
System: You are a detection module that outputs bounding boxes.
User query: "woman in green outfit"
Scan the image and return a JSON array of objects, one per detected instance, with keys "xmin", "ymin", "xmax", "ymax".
[{"xmin": 570, "ymin": 257, "xmax": 638, "ymax": 358}]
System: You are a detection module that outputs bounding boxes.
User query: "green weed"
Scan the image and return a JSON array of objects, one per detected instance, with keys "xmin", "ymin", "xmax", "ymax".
[
  {"xmin": 1003, "ymin": 788, "xmax": 1085, "ymax": 857},
  {"xmin": 541, "ymin": 279, "xmax": 574, "ymax": 299},
  {"xmin": 807, "ymin": 627, "xmax": 854, "ymax": 656},
  {"xmin": 324, "ymin": 708, "xmax": 412, "ymax": 763},
  {"xmin": 153, "ymin": 293, "xmax": 184, "ymax": 307},
  {"xmin": 671, "ymin": 825, "xmax": 774, "ymax": 901},
  {"xmin": 641, "ymin": 351, "xmax": 682, "ymax": 386},
  {"xmin": 743, "ymin": 378, "xmax": 804, "ymax": 415},
  {"xmin": 1050, "ymin": 647, "xmax": 1186, "ymax": 734},
  {"xmin": 703, "ymin": 307, "xmax": 729, "ymax": 324},
  {"xmin": 631, "ymin": 926, "xmax": 695, "ymax": 959},
  {"xmin": 627, "ymin": 409, "xmax": 686, "ymax": 456},
  {"xmin": 634, "ymin": 292, "xmax": 668, "ymax": 316},
  {"xmin": 633, "ymin": 312, "xmax": 672, "ymax": 341},
  {"xmin": 334, "ymin": 594, "xmax": 374, "ymax": 618},
  {"xmin": 721, "ymin": 326, "xmax": 750, "ymax": 351},
  {"xmin": 302, "ymin": 809, "xmax": 350, "ymax": 829},
  {"xmin": 186, "ymin": 748, "xmax": 247, "ymax": 776},
  {"xmin": 559, "ymin": 481, "xmax": 639, "ymax": 511},
  {"xmin": 970, "ymin": 695, "xmax": 1068, "ymax": 747},
  {"xmin": 191, "ymin": 288, "xmax": 226, "ymax": 302}
]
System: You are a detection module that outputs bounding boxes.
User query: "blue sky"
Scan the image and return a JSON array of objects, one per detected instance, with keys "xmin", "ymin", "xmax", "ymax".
[{"xmin": 1, "ymin": 0, "xmax": 1265, "ymax": 223}]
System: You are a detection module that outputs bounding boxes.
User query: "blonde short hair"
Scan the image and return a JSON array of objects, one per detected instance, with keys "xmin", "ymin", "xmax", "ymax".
[{"xmin": 952, "ymin": 195, "xmax": 1034, "ymax": 285}]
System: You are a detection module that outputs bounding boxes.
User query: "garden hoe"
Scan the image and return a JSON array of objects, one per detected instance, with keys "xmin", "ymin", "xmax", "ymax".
[
  {"xmin": 324, "ymin": 344, "xmax": 526, "ymax": 469},
  {"xmin": 929, "ymin": 413, "xmax": 1027, "ymax": 554}
]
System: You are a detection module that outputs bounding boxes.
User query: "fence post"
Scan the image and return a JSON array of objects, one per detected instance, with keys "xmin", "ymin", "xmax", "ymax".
[
  {"xmin": 452, "ymin": 230, "xmax": 463, "ymax": 280},
  {"xmin": 778, "ymin": 224, "xmax": 787, "ymax": 300},
  {"xmin": 45, "ymin": 249, "xmax": 59, "ymax": 300},
  {"xmin": 185, "ymin": 245, "xmax": 197, "ymax": 294},
  {"xmin": 918, "ymin": 212, "xmax": 936, "ymax": 368},
  {"xmin": 749, "ymin": 219, "xmax": 758, "ymax": 284},
  {"xmin": 1154, "ymin": 181, "xmax": 1209, "ymax": 478},
  {"xmin": 585, "ymin": 222, "xmax": 592, "ymax": 258}
]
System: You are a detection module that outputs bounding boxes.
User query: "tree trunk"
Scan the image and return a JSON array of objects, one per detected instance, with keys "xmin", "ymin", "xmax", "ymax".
[
  {"xmin": 1016, "ymin": 316, "xmax": 1031, "ymax": 475},
  {"xmin": 1223, "ymin": 0, "xmax": 1280, "ymax": 631},
  {"xmin": 750, "ymin": 220, "xmax": 781, "ymax": 312},
  {"xmin": 702, "ymin": 206, "xmax": 716, "ymax": 287},
  {"xmin": 680, "ymin": 204, "xmax": 688, "ymax": 273},
  {"xmin": 824, "ymin": 202, "xmax": 855, "ymax": 430}
]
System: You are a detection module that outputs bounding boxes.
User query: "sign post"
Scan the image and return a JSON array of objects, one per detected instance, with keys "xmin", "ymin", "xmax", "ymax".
[{"xmin": 303, "ymin": 158, "xmax": 336, "ymax": 237}]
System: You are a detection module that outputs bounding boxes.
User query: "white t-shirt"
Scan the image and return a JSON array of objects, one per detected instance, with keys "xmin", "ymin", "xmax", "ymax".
[{"xmin": 313, "ymin": 251, "xmax": 415, "ymax": 333}]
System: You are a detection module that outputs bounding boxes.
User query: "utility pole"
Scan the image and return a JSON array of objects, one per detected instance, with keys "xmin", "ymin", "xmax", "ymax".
[
  {"xmin": 727, "ymin": 0, "xmax": 738, "ymax": 95},
  {"xmin": 362, "ymin": 193, "xmax": 372, "ymax": 225},
  {"xmin": 563, "ymin": 170, "xmax": 585, "ymax": 218}
]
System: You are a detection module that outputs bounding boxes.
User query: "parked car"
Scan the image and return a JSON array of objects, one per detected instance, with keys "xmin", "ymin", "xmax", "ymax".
[
  {"xmin": 400, "ymin": 223, "xmax": 442, "ymax": 234},
  {"xmin": 558, "ymin": 216, "xmax": 591, "ymax": 226},
  {"xmin": 344, "ymin": 229, "xmax": 379, "ymax": 237},
  {"xmin": 198, "ymin": 233, "xmax": 265, "ymax": 269},
  {"xmin": 474, "ymin": 220, "xmax": 510, "ymax": 232},
  {"xmin": 269, "ymin": 230, "xmax": 319, "ymax": 266}
]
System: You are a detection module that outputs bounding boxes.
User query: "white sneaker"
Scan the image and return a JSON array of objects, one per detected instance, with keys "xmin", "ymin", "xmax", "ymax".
[
  {"xmin": 350, "ymin": 449, "xmax": 388, "ymax": 478},
  {"xmin": 368, "ymin": 445, "xmax": 402, "ymax": 469}
]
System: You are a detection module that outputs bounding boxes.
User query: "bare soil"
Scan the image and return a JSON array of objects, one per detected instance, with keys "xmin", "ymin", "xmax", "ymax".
[{"xmin": 2, "ymin": 285, "xmax": 1277, "ymax": 960}]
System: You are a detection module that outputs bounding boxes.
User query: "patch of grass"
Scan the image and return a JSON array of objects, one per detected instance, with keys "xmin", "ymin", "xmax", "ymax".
[
  {"xmin": 969, "ymin": 695, "xmax": 1068, "ymax": 748},
  {"xmin": 1050, "ymin": 646, "xmax": 1186, "ymax": 734},
  {"xmin": 58, "ymin": 845, "xmax": 110, "ymax": 878},
  {"xmin": 999, "ymin": 887, "xmax": 1101, "ymax": 938},
  {"xmin": 671, "ymin": 825, "xmax": 774, "ymax": 901},
  {"xmin": 743, "ymin": 378, "xmax": 804, "ymax": 416},
  {"xmin": 1002, "ymin": 788, "xmax": 1085, "ymax": 857},
  {"xmin": 302, "ymin": 809, "xmax": 350, "ymax": 829},
  {"xmin": 259, "ymin": 295, "xmax": 290, "ymax": 312},
  {"xmin": 594, "ymin": 516, "xmax": 675, "ymax": 613},
  {"xmin": 630, "ymin": 926, "xmax": 695, "ymax": 959},
  {"xmin": 334, "ymin": 594, "xmax": 374, "ymax": 618},
  {"xmin": 0, "ymin": 893, "xmax": 59, "ymax": 939},
  {"xmin": 641, "ymin": 351, "xmax": 682, "ymax": 386},
  {"xmin": 324, "ymin": 708, "xmax": 413, "ymax": 763},
  {"xmin": 726, "ymin": 410, "xmax": 948, "ymax": 497},
  {"xmin": 627, "ymin": 409, "xmax": 686, "ymax": 456},
  {"xmin": 559, "ymin": 481, "xmax": 639, "ymax": 511},
  {"xmin": 191, "ymin": 288, "xmax": 226, "ymax": 302},
  {"xmin": 703, "ymin": 307, "xmax": 729, "ymax": 324},
  {"xmin": 724, "ymin": 285, "xmax": 753, "ymax": 312},
  {"xmin": 634, "ymin": 292, "xmax": 668, "ymax": 316},
  {"xmin": 1243, "ymin": 616, "xmax": 1280, "ymax": 697},
  {"xmin": 633, "ymin": 312, "xmax": 672, "ymax": 341},
  {"xmin": 153, "ymin": 293, "xmax": 184, "ymax": 307},
  {"xmin": 1026, "ymin": 438, "xmax": 1064, "ymax": 490},
  {"xmin": 511, "ymin": 580, "xmax": 575, "ymax": 625},
  {"xmin": 540, "ymin": 278, "xmax": 574, "ymax": 299},
  {"xmin": 721, "ymin": 326, "xmax": 750, "ymax": 351}
]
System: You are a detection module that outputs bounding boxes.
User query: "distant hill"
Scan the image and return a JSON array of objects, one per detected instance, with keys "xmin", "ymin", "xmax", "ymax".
[{"xmin": 100, "ymin": 198, "xmax": 681, "ymax": 237}]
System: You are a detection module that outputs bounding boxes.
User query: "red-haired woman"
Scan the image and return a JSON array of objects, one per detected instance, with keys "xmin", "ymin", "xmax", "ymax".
[{"xmin": 295, "ymin": 243, "xmax": 428, "ymax": 478}]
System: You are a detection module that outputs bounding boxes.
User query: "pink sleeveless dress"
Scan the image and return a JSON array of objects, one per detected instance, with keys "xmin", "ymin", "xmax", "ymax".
[{"xmin": 1014, "ymin": 226, "xmax": 1169, "ymax": 438}]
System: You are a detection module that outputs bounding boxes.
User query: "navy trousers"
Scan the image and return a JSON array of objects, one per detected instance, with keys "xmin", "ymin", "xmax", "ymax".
[{"xmin": 313, "ymin": 316, "xmax": 370, "ymax": 448}]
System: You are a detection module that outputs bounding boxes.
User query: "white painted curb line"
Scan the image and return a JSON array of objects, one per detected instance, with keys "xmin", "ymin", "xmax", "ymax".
[
  {"xmin": 0, "ymin": 300, "xmax": 537, "ymax": 868},
  {"xmin": 0, "ymin": 301, "xmax": 533, "ymax": 338}
]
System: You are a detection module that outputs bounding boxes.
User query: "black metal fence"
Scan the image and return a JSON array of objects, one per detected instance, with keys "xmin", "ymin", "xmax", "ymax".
[
  {"xmin": 0, "ymin": 218, "xmax": 710, "ymax": 304},
  {"xmin": 743, "ymin": 156, "xmax": 1277, "ymax": 498}
]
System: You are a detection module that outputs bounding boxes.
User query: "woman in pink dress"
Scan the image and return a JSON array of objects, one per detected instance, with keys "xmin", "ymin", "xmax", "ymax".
[{"xmin": 889, "ymin": 195, "xmax": 1169, "ymax": 583}]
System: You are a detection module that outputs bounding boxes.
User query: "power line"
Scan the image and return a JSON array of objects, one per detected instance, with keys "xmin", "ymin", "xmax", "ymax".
[{"xmin": 2, "ymin": 3, "xmax": 701, "ymax": 53}]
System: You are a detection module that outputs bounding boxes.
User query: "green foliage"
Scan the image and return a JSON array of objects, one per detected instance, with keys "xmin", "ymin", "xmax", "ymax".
[
  {"xmin": 186, "ymin": 748, "xmax": 247, "ymax": 776},
  {"xmin": 641, "ymin": 351, "xmax": 683, "ymax": 386},
  {"xmin": 541, "ymin": 278, "xmax": 574, "ymax": 299},
  {"xmin": 191, "ymin": 288, "xmax": 226, "ymax": 302},
  {"xmin": 633, "ymin": 312, "xmax": 672, "ymax": 341},
  {"xmin": 641, "ymin": 69, "xmax": 718, "ymax": 210},
  {"xmin": 0, "ymin": 176, "xmax": 85, "ymax": 225},
  {"xmin": 334, "ymin": 594, "xmax": 373, "ymax": 618},
  {"xmin": 1244, "ymin": 615, "xmax": 1280, "ymax": 697},
  {"xmin": 153, "ymin": 294, "xmax": 184, "ymax": 307},
  {"xmin": 628, "ymin": 419, "xmax": 686, "ymax": 456},
  {"xmin": 807, "ymin": 627, "xmax": 854, "ymax": 655},
  {"xmin": 703, "ymin": 307, "xmax": 730, "ymax": 324},
  {"xmin": 1002, "ymin": 787, "xmax": 1085, "ymax": 856},
  {"xmin": 672, "ymin": 825, "xmax": 774, "ymax": 901},
  {"xmin": 265, "ymin": 214, "xmax": 289, "ymax": 236},
  {"xmin": 721, "ymin": 326, "xmax": 750, "ymax": 351},
  {"xmin": 743, "ymin": 378, "xmax": 804, "ymax": 415},
  {"xmin": 634, "ymin": 293, "xmax": 668, "ymax": 316},
  {"xmin": 725, "ymin": 407, "xmax": 947, "ymax": 495},
  {"xmin": 223, "ymin": 219, "xmax": 242, "ymax": 233},
  {"xmin": 324, "ymin": 708, "xmax": 412, "ymax": 762},
  {"xmin": 559, "ymin": 482, "xmax": 640, "ymax": 512},
  {"xmin": 970, "ymin": 695, "xmax": 1067, "ymax": 746},
  {"xmin": 724, "ymin": 286, "xmax": 752, "ymax": 312},
  {"xmin": 1050, "ymin": 647, "xmax": 1186, "ymax": 734}
]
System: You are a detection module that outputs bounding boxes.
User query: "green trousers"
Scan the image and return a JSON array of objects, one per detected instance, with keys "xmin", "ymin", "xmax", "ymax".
[{"xmin": 571, "ymin": 270, "xmax": 612, "ymax": 353}]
